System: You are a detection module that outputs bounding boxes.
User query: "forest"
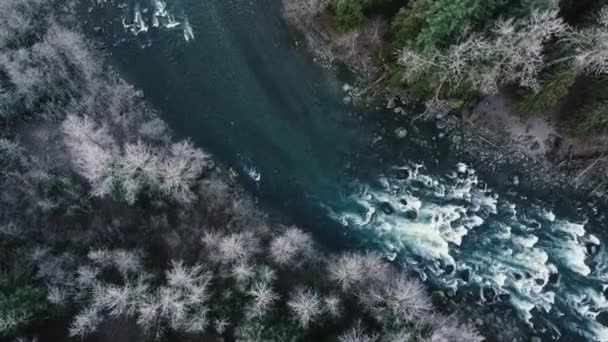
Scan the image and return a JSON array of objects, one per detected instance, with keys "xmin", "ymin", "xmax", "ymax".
[
  {"xmin": 284, "ymin": 0, "xmax": 608, "ymax": 136},
  {"xmin": 0, "ymin": 0, "xmax": 486, "ymax": 341}
]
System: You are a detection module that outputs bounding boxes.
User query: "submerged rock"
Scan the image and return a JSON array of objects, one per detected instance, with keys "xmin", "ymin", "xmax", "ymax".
[
  {"xmin": 512, "ymin": 175, "xmax": 520, "ymax": 186},
  {"xmin": 343, "ymin": 96, "xmax": 352, "ymax": 104},
  {"xmin": 586, "ymin": 242, "xmax": 598, "ymax": 255},
  {"xmin": 395, "ymin": 127, "xmax": 407, "ymax": 139},
  {"xmin": 459, "ymin": 269, "xmax": 470, "ymax": 282},
  {"xmin": 404, "ymin": 210, "xmax": 418, "ymax": 220},
  {"xmin": 379, "ymin": 202, "xmax": 395, "ymax": 215},
  {"xmin": 548, "ymin": 272, "xmax": 560, "ymax": 285},
  {"xmin": 394, "ymin": 168, "xmax": 410, "ymax": 180},
  {"xmin": 436, "ymin": 121, "xmax": 448, "ymax": 132},
  {"xmin": 444, "ymin": 264, "xmax": 455, "ymax": 275}
]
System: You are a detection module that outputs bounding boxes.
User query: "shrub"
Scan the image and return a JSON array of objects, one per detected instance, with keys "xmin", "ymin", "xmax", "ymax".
[
  {"xmin": 269, "ymin": 227, "xmax": 316, "ymax": 267},
  {"xmin": 332, "ymin": 0, "xmax": 366, "ymax": 31},
  {"xmin": 287, "ymin": 286, "xmax": 323, "ymax": 328},
  {"xmin": 515, "ymin": 60, "xmax": 578, "ymax": 112},
  {"xmin": 565, "ymin": 99, "xmax": 608, "ymax": 135}
]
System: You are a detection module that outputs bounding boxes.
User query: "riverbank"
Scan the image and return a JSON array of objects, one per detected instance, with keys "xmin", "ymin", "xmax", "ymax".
[{"xmin": 281, "ymin": 2, "xmax": 608, "ymax": 205}]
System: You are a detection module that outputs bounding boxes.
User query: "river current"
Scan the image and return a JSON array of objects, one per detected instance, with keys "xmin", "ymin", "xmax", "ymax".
[{"xmin": 83, "ymin": 0, "xmax": 608, "ymax": 340}]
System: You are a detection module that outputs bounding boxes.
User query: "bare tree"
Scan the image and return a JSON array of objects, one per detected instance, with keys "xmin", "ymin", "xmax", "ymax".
[
  {"xmin": 62, "ymin": 115, "xmax": 117, "ymax": 198},
  {"xmin": 202, "ymin": 231, "xmax": 260, "ymax": 265},
  {"xmin": 69, "ymin": 307, "xmax": 102, "ymax": 337},
  {"xmin": 269, "ymin": 226, "xmax": 316, "ymax": 267},
  {"xmin": 247, "ymin": 280, "xmax": 279, "ymax": 318},
  {"xmin": 566, "ymin": 5, "xmax": 608, "ymax": 75},
  {"xmin": 159, "ymin": 140, "xmax": 211, "ymax": 204},
  {"xmin": 358, "ymin": 272, "xmax": 432, "ymax": 328},
  {"xmin": 282, "ymin": 0, "xmax": 330, "ymax": 25},
  {"xmin": 0, "ymin": 0, "xmax": 45, "ymax": 48},
  {"xmin": 398, "ymin": 8, "xmax": 567, "ymax": 97},
  {"xmin": 339, "ymin": 321, "xmax": 379, "ymax": 342},
  {"xmin": 323, "ymin": 294, "xmax": 342, "ymax": 318},
  {"xmin": 287, "ymin": 286, "xmax": 323, "ymax": 328},
  {"xmin": 423, "ymin": 313, "xmax": 484, "ymax": 342},
  {"xmin": 328, "ymin": 251, "xmax": 389, "ymax": 292}
]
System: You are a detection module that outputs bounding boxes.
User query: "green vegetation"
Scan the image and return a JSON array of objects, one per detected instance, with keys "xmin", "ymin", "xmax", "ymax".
[
  {"xmin": 567, "ymin": 101, "xmax": 608, "ymax": 136},
  {"xmin": 0, "ymin": 287, "xmax": 50, "ymax": 334},
  {"xmin": 415, "ymin": 0, "xmax": 504, "ymax": 51},
  {"xmin": 514, "ymin": 61, "xmax": 578, "ymax": 113},
  {"xmin": 298, "ymin": 0, "xmax": 608, "ymax": 135},
  {"xmin": 332, "ymin": 0, "xmax": 366, "ymax": 30}
]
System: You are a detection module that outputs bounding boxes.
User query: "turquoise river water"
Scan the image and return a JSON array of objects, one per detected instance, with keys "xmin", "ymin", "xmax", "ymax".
[{"xmin": 83, "ymin": 0, "xmax": 608, "ymax": 340}]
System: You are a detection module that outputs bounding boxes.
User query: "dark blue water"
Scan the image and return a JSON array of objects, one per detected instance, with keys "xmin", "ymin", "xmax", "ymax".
[{"xmin": 83, "ymin": 0, "xmax": 608, "ymax": 340}]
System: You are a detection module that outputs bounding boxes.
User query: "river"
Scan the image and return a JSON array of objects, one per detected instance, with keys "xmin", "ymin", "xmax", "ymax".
[{"xmin": 83, "ymin": 0, "xmax": 608, "ymax": 340}]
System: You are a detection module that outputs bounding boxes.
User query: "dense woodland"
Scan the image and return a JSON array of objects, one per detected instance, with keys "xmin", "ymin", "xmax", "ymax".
[
  {"xmin": 284, "ymin": 0, "xmax": 608, "ymax": 136},
  {"xmin": 0, "ymin": 0, "xmax": 485, "ymax": 341}
]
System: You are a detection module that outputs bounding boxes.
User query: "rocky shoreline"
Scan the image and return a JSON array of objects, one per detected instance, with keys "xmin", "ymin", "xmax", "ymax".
[{"xmin": 282, "ymin": 4, "xmax": 608, "ymax": 207}]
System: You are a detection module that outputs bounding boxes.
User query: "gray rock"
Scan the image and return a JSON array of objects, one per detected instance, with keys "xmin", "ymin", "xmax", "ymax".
[
  {"xmin": 530, "ymin": 140, "xmax": 541, "ymax": 151},
  {"xmin": 342, "ymin": 83, "xmax": 352, "ymax": 92},
  {"xmin": 395, "ymin": 127, "xmax": 408, "ymax": 139},
  {"xmin": 512, "ymin": 175, "xmax": 520, "ymax": 186},
  {"xmin": 387, "ymin": 97, "xmax": 396, "ymax": 109},
  {"xmin": 436, "ymin": 119, "xmax": 447, "ymax": 130},
  {"xmin": 343, "ymin": 96, "xmax": 352, "ymax": 104}
]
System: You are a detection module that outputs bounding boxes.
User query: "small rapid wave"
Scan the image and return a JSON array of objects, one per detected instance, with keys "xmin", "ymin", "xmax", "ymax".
[
  {"xmin": 96, "ymin": 0, "xmax": 192, "ymax": 42},
  {"xmin": 327, "ymin": 162, "xmax": 608, "ymax": 341}
]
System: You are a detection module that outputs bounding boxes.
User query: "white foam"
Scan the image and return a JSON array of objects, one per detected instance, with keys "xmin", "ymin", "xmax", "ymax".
[
  {"xmin": 183, "ymin": 18, "xmax": 194, "ymax": 42},
  {"xmin": 327, "ymin": 160, "xmax": 607, "ymax": 340}
]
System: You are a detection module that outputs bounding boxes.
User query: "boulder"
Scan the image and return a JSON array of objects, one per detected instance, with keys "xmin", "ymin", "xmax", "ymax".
[{"xmin": 395, "ymin": 127, "xmax": 407, "ymax": 139}]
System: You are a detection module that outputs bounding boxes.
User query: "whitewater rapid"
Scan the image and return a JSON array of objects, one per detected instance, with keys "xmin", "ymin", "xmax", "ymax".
[{"xmin": 327, "ymin": 162, "xmax": 608, "ymax": 341}]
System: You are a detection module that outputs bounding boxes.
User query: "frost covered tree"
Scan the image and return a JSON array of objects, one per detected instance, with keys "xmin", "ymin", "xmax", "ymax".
[
  {"xmin": 566, "ymin": 5, "xmax": 608, "ymax": 75},
  {"xmin": 339, "ymin": 322, "xmax": 378, "ymax": 342},
  {"xmin": 422, "ymin": 313, "xmax": 484, "ymax": 342},
  {"xmin": 247, "ymin": 280, "xmax": 279, "ymax": 318},
  {"xmin": 398, "ymin": 8, "xmax": 567, "ymax": 97},
  {"xmin": 0, "ymin": 0, "xmax": 45, "ymax": 47},
  {"xmin": 69, "ymin": 250, "xmax": 215, "ymax": 337},
  {"xmin": 287, "ymin": 286, "xmax": 323, "ymax": 328},
  {"xmin": 269, "ymin": 226, "xmax": 316, "ymax": 267},
  {"xmin": 69, "ymin": 307, "xmax": 102, "ymax": 337},
  {"xmin": 158, "ymin": 261, "xmax": 213, "ymax": 333},
  {"xmin": 62, "ymin": 115, "xmax": 118, "ymax": 199},
  {"xmin": 282, "ymin": 0, "xmax": 330, "ymax": 24},
  {"xmin": 159, "ymin": 140, "xmax": 211, "ymax": 204},
  {"xmin": 358, "ymin": 272, "xmax": 432, "ymax": 328},
  {"xmin": 323, "ymin": 294, "xmax": 342, "ymax": 318},
  {"xmin": 63, "ymin": 114, "xmax": 210, "ymax": 204},
  {"xmin": 327, "ymin": 251, "xmax": 389, "ymax": 292},
  {"xmin": 202, "ymin": 231, "xmax": 260, "ymax": 265}
]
